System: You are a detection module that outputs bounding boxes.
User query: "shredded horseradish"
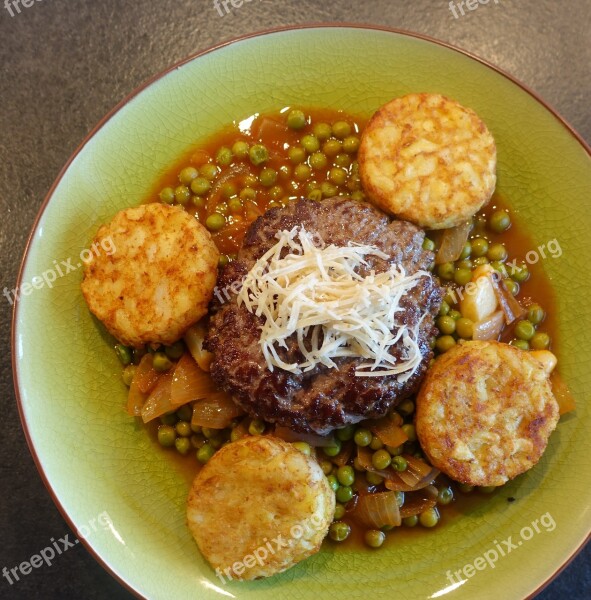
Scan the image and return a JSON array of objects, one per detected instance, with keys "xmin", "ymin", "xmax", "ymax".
[{"xmin": 237, "ymin": 226, "xmax": 430, "ymax": 380}]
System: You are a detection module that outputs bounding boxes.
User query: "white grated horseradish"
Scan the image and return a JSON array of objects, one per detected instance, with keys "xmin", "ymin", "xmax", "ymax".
[{"xmin": 237, "ymin": 226, "xmax": 430, "ymax": 380}]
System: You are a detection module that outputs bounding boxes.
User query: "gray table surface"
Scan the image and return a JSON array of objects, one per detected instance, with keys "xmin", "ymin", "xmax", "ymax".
[{"xmin": 1, "ymin": 1, "xmax": 589, "ymax": 598}]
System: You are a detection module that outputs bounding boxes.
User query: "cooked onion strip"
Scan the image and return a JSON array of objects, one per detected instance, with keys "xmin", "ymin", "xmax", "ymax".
[
  {"xmin": 369, "ymin": 418, "xmax": 408, "ymax": 447},
  {"xmin": 191, "ymin": 393, "xmax": 244, "ymax": 429},
  {"xmin": 352, "ymin": 491, "xmax": 402, "ymax": 528},
  {"xmin": 170, "ymin": 353, "xmax": 218, "ymax": 406},
  {"xmin": 435, "ymin": 221, "xmax": 471, "ymax": 264},
  {"xmin": 141, "ymin": 371, "xmax": 175, "ymax": 423},
  {"xmin": 489, "ymin": 271, "xmax": 526, "ymax": 324},
  {"xmin": 238, "ymin": 226, "xmax": 430, "ymax": 379},
  {"xmin": 473, "ymin": 310, "xmax": 505, "ymax": 341}
]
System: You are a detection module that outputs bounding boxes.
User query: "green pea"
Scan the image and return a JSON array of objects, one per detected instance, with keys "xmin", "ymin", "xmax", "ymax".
[
  {"xmin": 153, "ymin": 352, "xmax": 173, "ymax": 372},
  {"xmin": 437, "ymin": 262, "xmax": 455, "ymax": 281},
  {"xmin": 422, "ymin": 237, "xmax": 436, "ymax": 252},
  {"xmin": 174, "ymin": 437, "xmax": 191, "ymax": 455},
  {"xmin": 220, "ymin": 182, "xmax": 237, "ymax": 198},
  {"xmin": 530, "ymin": 332, "xmax": 550, "ymax": 350},
  {"xmin": 165, "ymin": 340, "xmax": 185, "ymax": 360},
  {"xmin": 197, "ymin": 443, "xmax": 216, "ymax": 464},
  {"xmin": 231, "ymin": 140, "xmax": 249, "ymax": 159},
  {"xmin": 321, "ymin": 182, "xmax": 338, "ymax": 198},
  {"xmin": 456, "ymin": 318, "xmax": 474, "ymax": 340},
  {"xmin": 489, "ymin": 210, "xmax": 511, "ymax": 233},
  {"xmin": 288, "ymin": 146, "xmax": 306, "ymax": 164},
  {"xmin": 437, "ymin": 315, "xmax": 456, "ymax": 335},
  {"xmin": 336, "ymin": 424, "xmax": 355, "ymax": 441},
  {"xmin": 323, "ymin": 439, "xmax": 342, "ymax": 457},
  {"xmin": 487, "ymin": 243, "xmax": 508, "ymax": 262},
  {"xmin": 191, "ymin": 177, "xmax": 211, "ymax": 196},
  {"xmin": 334, "ymin": 153, "xmax": 352, "ymax": 168},
  {"xmin": 320, "ymin": 459, "xmax": 333, "ymax": 475},
  {"xmin": 436, "ymin": 335, "xmax": 456, "ymax": 353},
  {"xmin": 403, "ymin": 424, "xmax": 417, "ymax": 443},
  {"xmin": 369, "ymin": 435, "xmax": 384, "ymax": 451},
  {"xmin": 438, "ymin": 486, "xmax": 454, "ymax": 505},
  {"xmin": 294, "ymin": 163, "xmax": 312, "ymax": 181},
  {"xmin": 179, "ymin": 166, "xmax": 199, "ymax": 185},
  {"xmin": 527, "ymin": 304, "xmax": 545, "ymax": 325},
  {"xmin": 336, "ymin": 485, "xmax": 354, "ymax": 503},
  {"xmin": 309, "ymin": 152, "xmax": 328, "ymax": 170},
  {"xmin": 342, "ymin": 135, "xmax": 360, "ymax": 153},
  {"xmin": 364, "ymin": 529, "xmax": 386, "ymax": 548},
  {"xmin": 240, "ymin": 187, "xmax": 257, "ymax": 201},
  {"xmin": 455, "ymin": 259, "xmax": 472, "ymax": 270},
  {"xmin": 218, "ymin": 255, "xmax": 229, "ymax": 268},
  {"xmin": 354, "ymin": 428, "xmax": 372, "ymax": 447},
  {"xmin": 403, "ymin": 515, "xmax": 418, "ymax": 527},
  {"xmin": 287, "ymin": 109, "xmax": 307, "ymax": 130},
  {"xmin": 333, "ymin": 503, "xmax": 346, "ymax": 520},
  {"xmin": 510, "ymin": 339, "xmax": 530, "ymax": 351},
  {"xmin": 449, "ymin": 309, "xmax": 462, "ymax": 321},
  {"xmin": 392, "ymin": 455, "xmax": 408, "ymax": 472},
  {"xmin": 216, "ymin": 146, "xmax": 233, "ymax": 166},
  {"xmin": 329, "ymin": 167, "xmax": 347, "ymax": 186},
  {"xmin": 292, "ymin": 441, "xmax": 312, "ymax": 456},
  {"xmin": 471, "ymin": 237, "xmax": 489, "ymax": 257},
  {"xmin": 351, "ymin": 191, "xmax": 365, "ymax": 202},
  {"xmin": 301, "ymin": 134, "xmax": 320, "ymax": 153},
  {"xmin": 174, "ymin": 185, "xmax": 191, "ymax": 205},
  {"xmin": 454, "ymin": 268, "xmax": 473, "ymax": 286},
  {"xmin": 115, "ymin": 344, "xmax": 132, "ymax": 366},
  {"xmin": 372, "ymin": 449, "xmax": 392, "ymax": 470},
  {"xmin": 228, "ymin": 198, "xmax": 243, "ymax": 213},
  {"xmin": 160, "ymin": 412, "xmax": 177, "ymax": 426},
  {"xmin": 159, "ymin": 186, "xmax": 175, "ymax": 204},
  {"xmin": 313, "ymin": 122, "xmax": 332, "ymax": 140},
  {"xmin": 459, "ymin": 241, "xmax": 472, "ymax": 260},
  {"xmin": 122, "ymin": 365, "xmax": 137, "ymax": 387},
  {"xmin": 249, "ymin": 144, "xmax": 269, "ymax": 166},
  {"xmin": 308, "ymin": 189, "xmax": 323, "ymax": 202},
  {"xmin": 175, "ymin": 420, "xmax": 192, "ymax": 437},
  {"xmin": 332, "ymin": 121, "xmax": 352, "ymax": 139},
  {"xmin": 515, "ymin": 320, "xmax": 535, "ymax": 341},
  {"xmin": 510, "ymin": 264, "xmax": 529, "ymax": 283},
  {"xmin": 259, "ymin": 167, "xmax": 277, "ymax": 187},
  {"xmin": 398, "ymin": 400, "xmax": 415, "ymax": 416},
  {"xmin": 327, "ymin": 474, "xmax": 340, "ymax": 492},
  {"xmin": 205, "ymin": 213, "xmax": 226, "ymax": 231},
  {"xmin": 366, "ymin": 471, "xmax": 384, "ymax": 485},
  {"xmin": 438, "ymin": 300, "xmax": 450, "ymax": 316},
  {"xmin": 158, "ymin": 425, "xmax": 176, "ymax": 448},
  {"xmin": 503, "ymin": 279, "xmax": 519, "ymax": 296},
  {"xmin": 419, "ymin": 507, "xmax": 440, "ymax": 528},
  {"xmin": 491, "ymin": 261, "xmax": 508, "ymax": 278},
  {"xmin": 176, "ymin": 404, "xmax": 193, "ymax": 422},
  {"xmin": 322, "ymin": 139, "xmax": 342, "ymax": 157},
  {"xmin": 473, "ymin": 256, "xmax": 489, "ymax": 267},
  {"xmin": 191, "ymin": 433, "xmax": 206, "ymax": 448},
  {"xmin": 329, "ymin": 521, "xmax": 351, "ymax": 542},
  {"xmin": 200, "ymin": 163, "xmax": 219, "ymax": 180}
]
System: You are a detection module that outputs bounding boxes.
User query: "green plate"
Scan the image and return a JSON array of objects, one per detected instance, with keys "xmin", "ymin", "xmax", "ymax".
[{"xmin": 13, "ymin": 25, "xmax": 591, "ymax": 600}]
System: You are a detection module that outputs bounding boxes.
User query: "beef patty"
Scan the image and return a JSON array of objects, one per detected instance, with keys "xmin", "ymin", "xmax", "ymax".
[{"xmin": 206, "ymin": 197, "xmax": 442, "ymax": 435}]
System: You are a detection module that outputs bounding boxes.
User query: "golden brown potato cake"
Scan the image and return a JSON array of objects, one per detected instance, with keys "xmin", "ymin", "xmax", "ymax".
[
  {"xmin": 416, "ymin": 340, "xmax": 559, "ymax": 487},
  {"xmin": 186, "ymin": 436, "xmax": 334, "ymax": 581},
  {"xmin": 81, "ymin": 203, "xmax": 219, "ymax": 347},
  {"xmin": 358, "ymin": 93, "xmax": 496, "ymax": 229}
]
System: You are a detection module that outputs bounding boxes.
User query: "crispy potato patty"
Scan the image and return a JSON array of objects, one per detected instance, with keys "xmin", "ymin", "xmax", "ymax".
[
  {"xmin": 186, "ymin": 436, "xmax": 334, "ymax": 580},
  {"xmin": 81, "ymin": 203, "xmax": 219, "ymax": 347},
  {"xmin": 416, "ymin": 341, "xmax": 559, "ymax": 487},
  {"xmin": 358, "ymin": 93, "xmax": 496, "ymax": 229}
]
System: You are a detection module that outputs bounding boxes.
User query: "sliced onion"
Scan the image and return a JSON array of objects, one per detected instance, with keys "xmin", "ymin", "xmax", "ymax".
[
  {"xmin": 134, "ymin": 354, "xmax": 159, "ymax": 394},
  {"xmin": 369, "ymin": 418, "xmax": 408, "ymax": 447},
  {"xmin": 141, "ymin": 371, "xmax": 175, "ymax": 423},
  {"xmin": 207, "ymin": 164, "xmax": 250, "ymax": 214},
  {"xmin": 273, "ymin": 426, "xmax": 335, "ymax": 447},
  {"xmin": 399, "ymin": 495, "xmax": 437, "ymax": 518},
  {"xmin": 489, "ymin": 271, "xmax": 526, "ymax": 324},
  {"xmin": 191, "ymin": 393, "xmax": 244, "ymax": 429},
  {"xmin": 184, "ymin": 323, "xmax": 214, "ymax": 372},
  {"xmin": 435, "ymin": 221, "xmax": 471, "ymax": 264},
  {"xmin": 170, "ymin": 353, "xmax": 218, "ymax": 406},
  {"xmin": 250, "ymin": 116, "xmax": 288, "ymax": 150},
  {"xmin": 473, "ymin": 310, "xmax": 505, "ymax": 341},
  {"xmin": 352, "ymin": 491, "xmax": 402, "ymax": 528},
  {"xmin": 385, "ymin": 455, "xmax": 440, "ymax": 492},
  {"xmin": 127, "ymin": 379, "xmax": 148, "ymax": 417},
  {"xmin": 330, "ymin": 441, "xmax": 353, "ymax": 467},
  {"xmin": 551, "ymin": 372, "xmax": 576, "ymax": 416}
]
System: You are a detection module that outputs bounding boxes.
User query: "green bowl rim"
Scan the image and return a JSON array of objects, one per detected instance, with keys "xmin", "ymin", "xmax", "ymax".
[{"xmin": 11, "ymin": 23, "xmax": 591, "ymax": 600}]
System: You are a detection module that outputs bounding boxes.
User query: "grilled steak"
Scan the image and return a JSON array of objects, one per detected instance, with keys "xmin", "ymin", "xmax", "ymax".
[{"xmin": 207, "ymin": 197, "xmax": 442, "ymax": 435}]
